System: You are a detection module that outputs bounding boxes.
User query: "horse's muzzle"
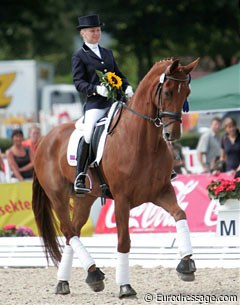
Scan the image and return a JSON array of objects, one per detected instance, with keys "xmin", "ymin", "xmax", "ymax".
[{"xmin": 164, "ymin": 131, "xmax": 180, "ymax": 142}]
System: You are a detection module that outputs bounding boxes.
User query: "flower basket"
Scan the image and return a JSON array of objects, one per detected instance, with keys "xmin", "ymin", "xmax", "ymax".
[
  {"xmin": 0, "ymin": 224, "xmax": 35, "ymax": 237},
  {"xmin": 216, "ymin": 199, "xmax": 240, "ymax": 211},
  {"xmin": 207, "ymin": 178, "xmax": 240, "ymax": 237},
  {"xmin": 207, "ymin": 178, "xmax": 240, "ymax": 205}
]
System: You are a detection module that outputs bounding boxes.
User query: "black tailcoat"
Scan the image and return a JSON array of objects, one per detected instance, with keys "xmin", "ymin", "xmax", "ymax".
[{"xmin": 72, "ymin": 43, "xmax": 130, "ymax": 110}]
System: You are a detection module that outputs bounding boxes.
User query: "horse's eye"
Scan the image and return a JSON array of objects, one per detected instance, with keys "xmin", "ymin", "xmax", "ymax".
[{"xmin": 164, "ymin": 91, "xmax": 171, "ymax": 98}]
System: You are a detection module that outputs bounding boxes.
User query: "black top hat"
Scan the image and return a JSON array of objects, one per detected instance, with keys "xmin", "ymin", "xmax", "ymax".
[{"xmin": 76, "ymin": 14, "xmax": 103, "ymax": 30}]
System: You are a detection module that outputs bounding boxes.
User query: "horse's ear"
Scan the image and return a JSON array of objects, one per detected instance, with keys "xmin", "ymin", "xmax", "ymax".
[
  {"xmin": 169, "ymin": 59, "xmax": 180, "ymax": 74},
  {"xmin": 182, "ymin": 57, "xmax": 200, "ymax": 74}
]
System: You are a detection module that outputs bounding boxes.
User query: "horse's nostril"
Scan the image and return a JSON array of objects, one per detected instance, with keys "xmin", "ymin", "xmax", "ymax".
[{"xmin": 165, "ymin": 132, "xmax": 170, "ymax": 140}]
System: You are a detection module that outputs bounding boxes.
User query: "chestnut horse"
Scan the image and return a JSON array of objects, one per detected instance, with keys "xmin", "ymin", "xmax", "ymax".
[{"xmin": 32, "ymin": 58, "xmax": 199, "ymax": 298}]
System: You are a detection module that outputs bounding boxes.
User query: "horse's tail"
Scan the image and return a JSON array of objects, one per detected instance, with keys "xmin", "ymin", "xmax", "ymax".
[{"xmin": 32, "ymin": 171, "xmax": 62, "ymax": 266}]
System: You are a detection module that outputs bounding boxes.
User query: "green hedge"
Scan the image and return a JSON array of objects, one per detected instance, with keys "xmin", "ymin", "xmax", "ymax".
[
  {"xmin": 0, "ymin": 132, "xmax": 200, "ymax": 153},
  {"xmin": 177, "ymin": 132, "xmax": 200, "ymax": 149},
  {"xmin": 0, "ymin": 138, "xmax": 12, "ymax": 153}
]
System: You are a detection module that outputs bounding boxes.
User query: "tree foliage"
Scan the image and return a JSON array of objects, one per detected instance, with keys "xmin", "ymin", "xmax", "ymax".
[
  {"xmin": 0, "ymin": 0, "xmax": 81, "ymax": 74},
  {"xmin": 0, "ymin": 0, "xmax": 239, "ymax": 82},
  {"xmin": 84, "ymin": 0, "xmax": 239, "ymax": 79}
]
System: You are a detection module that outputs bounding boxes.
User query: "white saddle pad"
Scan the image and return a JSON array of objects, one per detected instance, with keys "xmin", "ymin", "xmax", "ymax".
[
  {"xmin": 67, "ymin": 102, "xmax": 119, "ymax": 167},
  {"xmin": 67, "ymin": 117, "xmax": 84, "ymax": 166}
]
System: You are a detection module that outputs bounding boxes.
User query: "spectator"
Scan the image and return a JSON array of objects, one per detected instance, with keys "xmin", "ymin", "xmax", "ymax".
[
  {"xmin": 220, "ymin": 117, "xmax": 240, "ymax": 174},
  {"xmin": 22, "ymin": 124, "xmax": 41, "ymax": 155},
  {"xmin": 0, "ymin": 151, "xmax": 6, "ymax": 182},
  {"xmin": 0, "ymin": 152, "xmax": 4, "ymax": 170},
  {"xmin": 6, "ymin": 129, "xmax": 33, "ymax": 181},
  {"xmin": 196, "ymin": 117, "xmax": 221, "ymax": 173},
  {"xmin": 210, "ymin": 157, "xmax": 226, "ymax": 175}
]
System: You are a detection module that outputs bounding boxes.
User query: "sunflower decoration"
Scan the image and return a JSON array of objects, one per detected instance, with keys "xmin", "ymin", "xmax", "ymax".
[
  {"xmin": 107, "ymin": 72, "xmax": 122, "ymax": 89},
  {"xmin": 96, "ymin": 70, "xmax": 125, "ymax": 101}
]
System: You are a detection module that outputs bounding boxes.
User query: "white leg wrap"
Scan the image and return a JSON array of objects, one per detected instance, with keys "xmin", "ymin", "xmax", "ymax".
[
  {"xmin": 116, "ymin": 252, "xmax": 129, "ymax": 286},
  {"xmin": 69, "ymin": 236, "xmax": 95, "ymax": 272},
  {"xmin": 57, "ymin": 245, "xmax": 74, "ymax": 281},
  {"xmin": 176, "ymin": 219, "xmax": 193, "ymax": 258}
]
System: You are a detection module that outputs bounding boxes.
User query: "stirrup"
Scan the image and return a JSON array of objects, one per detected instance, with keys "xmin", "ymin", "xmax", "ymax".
[{"xmin": 74, "ymin": 173, "xmax": 92, "ymax": 194}]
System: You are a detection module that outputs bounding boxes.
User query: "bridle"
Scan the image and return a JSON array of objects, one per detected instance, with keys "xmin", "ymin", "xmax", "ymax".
[{"xmin": 122, "ymin": 70, "xmax": 191, "ymax": 128}]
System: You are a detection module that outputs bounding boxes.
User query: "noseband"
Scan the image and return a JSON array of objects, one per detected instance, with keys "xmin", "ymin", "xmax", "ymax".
[{"xmin": 122, "ymin": 71, "xmax": 190, "ymax": 128}]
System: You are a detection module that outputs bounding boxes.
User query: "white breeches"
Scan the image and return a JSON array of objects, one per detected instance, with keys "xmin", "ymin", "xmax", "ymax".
[{"xmin": 84, "ymin": 108, "xmax": 109, "ymax": 143}]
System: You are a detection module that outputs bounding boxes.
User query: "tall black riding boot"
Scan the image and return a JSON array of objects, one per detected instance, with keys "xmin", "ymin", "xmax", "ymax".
[{"xmin": 74, "ymin": 138, "xmax": 90, "ymax": 194}]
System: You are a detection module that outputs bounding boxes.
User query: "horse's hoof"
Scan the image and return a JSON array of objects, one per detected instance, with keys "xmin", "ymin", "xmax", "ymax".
[
  {"xmin": 55, "ymin": 280, "xmax": 70, "ymax": 295},
  {"xmin": 119, "ymin": 284, "xmax": 137, "ymax": 299},
  {"xmin": 177, "ymin": 272, "xmax": 195, "ymax": 281},
  {"xmin": 176, "ymin": 258, "xmax": 196, "ymax": 282},
  {"xmin": 85, "ymin": 267, "xmax": 105, "ymax": 292}
]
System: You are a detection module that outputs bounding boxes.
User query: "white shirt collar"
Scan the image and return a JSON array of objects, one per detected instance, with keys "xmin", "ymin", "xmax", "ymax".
[
  {"xmin": 85, "ymin": 42, "xmax": 99, "ymax": 50},
  {"xmin": 85, "ymin": 42, "xmax": 101, "ymax": 58}
]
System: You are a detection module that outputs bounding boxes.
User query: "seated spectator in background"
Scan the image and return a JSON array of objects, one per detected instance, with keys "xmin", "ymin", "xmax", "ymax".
[
  {"xmin": 22, "ymin": 124, "xmax": 41, "ymax": 155},
  {"xmin": 6, "ymin": 129, "xmax": 33, "ymax": 181},
  {"xmin": 0, "ymin": 152, "xmax": 4, "ymax": 171},
  {"xmin": 196, "ymin": 117, "xmax": 221, "ymax": 173},
  {"xmin": 0, "ymin": 152, "xmax": 6, "ymax": 182},
  {"xmin": 220, "ymin": 117, "xmax": 240, "ymax": 175},
  {"xmin": 171, "ymin": 142, "xmax": 190, "ymax": 174}
]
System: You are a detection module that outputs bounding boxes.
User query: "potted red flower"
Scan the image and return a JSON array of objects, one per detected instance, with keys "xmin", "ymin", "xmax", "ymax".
[
  {"xmin": 207, "ymin": 178, "xmax": 240, "ymax": 237},
  {"xmin": 207, "ymin": 178, "xmax": 240, "ymax": 205},
  {"xmin": 0, "ymin": 224, "xmax": 35, "ymax": 237}
]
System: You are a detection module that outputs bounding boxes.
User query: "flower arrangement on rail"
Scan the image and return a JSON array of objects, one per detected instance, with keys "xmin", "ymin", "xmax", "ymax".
[
  {"xmin": 0, "ymin": 224, "xmax": 35, "ymax": 237},
  {"xmin": 207, "ymin": 177, "xmax": 240, "ymax": 205},
  {"xmin": 96, "ymin": 70, "xmax": 125, "ymax": 101}
]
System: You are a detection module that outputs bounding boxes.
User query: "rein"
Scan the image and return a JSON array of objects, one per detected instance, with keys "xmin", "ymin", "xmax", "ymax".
[
  {"xmin": 123, "ymin": 72, "xmax": 190, "ymax": 128},
  {"xmin": 122, "ymin": 102, "xmax": 163, "ymax": 127}
]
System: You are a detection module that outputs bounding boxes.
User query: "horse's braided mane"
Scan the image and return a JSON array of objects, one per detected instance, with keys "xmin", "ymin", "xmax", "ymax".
[
  {"xmin": 134, "ymin": 58, "xmax": 177, "ymax": 100},
  {"xmin": 146, "ymin": 58, "xmax": 175, "ymax": 80},
  {"xmin": 155, "ymin": 57, "xmax": 187, "ymax": 74},
  {"xmin": 158, "ymin": 57, "xmax": 174, "ymax": 64}
]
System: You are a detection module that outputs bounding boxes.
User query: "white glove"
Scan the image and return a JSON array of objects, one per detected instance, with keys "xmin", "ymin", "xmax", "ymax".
[
  {"xmin": 125, "ymin": 85, "xmax": 134, "ymax": 99},
  {"xmin": 96, "ymin": 85, "xmax": 108, "ymax": 97}
]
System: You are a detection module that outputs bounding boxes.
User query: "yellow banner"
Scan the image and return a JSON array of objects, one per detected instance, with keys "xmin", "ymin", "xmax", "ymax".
[{"xmin": 0, "ymin": 181, "xmax": 93, "ymax": 236}]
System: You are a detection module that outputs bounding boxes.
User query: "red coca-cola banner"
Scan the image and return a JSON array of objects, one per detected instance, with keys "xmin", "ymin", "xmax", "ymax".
[{"xmin": 95, "ymin": 173, "xmax": 234, "ymax": 233}]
